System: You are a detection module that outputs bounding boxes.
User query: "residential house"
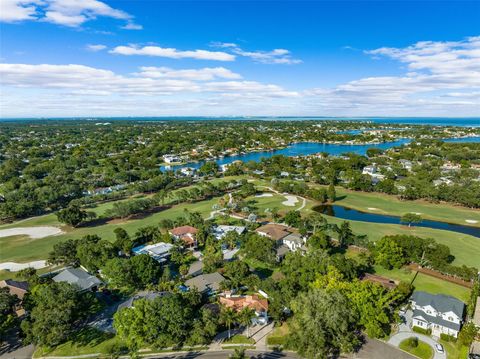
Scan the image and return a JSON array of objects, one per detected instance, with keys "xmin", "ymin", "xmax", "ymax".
[
  {"xmin": 410, "ymin": 291, "xmax": 465, "ymax": 338},
  {"xmin": 118, "ymin": 291, "xmax": 170, "ymax": 311},
  {"xmin": 187, "ymin": 260, "xmax": 204, "ymax": 277},
  {"xmin": 219, "ymin": 292, "xmax": 269, "ymax": 323},
  {"xmin": 184, "ymin": 272, "xmax": 225, "ymax": 295},
  {"xmin": 132, "ymin": 242, "xmax": 174, "ymax": 263},
  {"xmin": 282, "ymin": 233, "xmax": 306, "ymax": 252},
  {"xmin": 255, "ymin": 223, "xmax": 291, "ymax": 245},
  {"xmin": 180, "ymin": 167, "xmax": 196, "ymax": 177},
  {"xmin": 362, "ymin": 165, "xmax": 377, "ymax": 175},
  {"xmin": 52, "ymin": 267, "xmax": 103, "ymax": 292},
  {"xmin": 0, "ymin": 279, "xmax": 29, "ymax": 300},
  {"xmin": 399, "ymin": 159, "xmax": 413, "ymax": 171},
  {"xmin": 163, "ymin": 154, "xmax": 181, "ymax": 163},
  {"xmin": 170, "ymin": 225, "xmax": 198, "ymax": 248},
  {"xmin": 213, "ymin": 225, "xmax": 246, "ymax": 240}
]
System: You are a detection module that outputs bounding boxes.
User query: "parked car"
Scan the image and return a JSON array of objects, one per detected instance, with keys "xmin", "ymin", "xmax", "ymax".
[{"xmin": 435, "ymin": 344, "xmax": 444, "ymax": 354}]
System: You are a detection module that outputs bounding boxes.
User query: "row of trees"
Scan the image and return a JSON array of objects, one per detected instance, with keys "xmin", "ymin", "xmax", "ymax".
[{"xmin": 374, "ymin": 235, "xmax": 478, "ymax": 280}]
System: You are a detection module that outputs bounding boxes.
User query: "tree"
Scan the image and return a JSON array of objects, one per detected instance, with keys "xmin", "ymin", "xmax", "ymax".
[
  {"xmin": 220, "ymin": 307, "xmax": 237, "ymax": 339},
  {"xmin": 114, "ymin": 295, "xmax": 192, "ymax": 349},
  {"xmin": 21, "ymin": 282, "xmax": 91, "ymax": 346},
  {"xmin": 400, "ymin": 213, "xmax": 422, "ymax": 227},
  {"xmin": 76, "ymin": 235, "xmax": 115, "ymax": 272},
  {"xmin": 284, "ymin": 210, "xmax": 301, "ymax": 227},
  {"xmin": 56, "ymin": 204, "xmax": 87, "ymax": 227},
  {"xmin": 130, "ymin": 254, "xmax": 162, "ymax": 287},
  {"xmin": 327, "ymin": 183, "xmax": 336, "ymax": 202},
  {"xmin": 374, "ymin": 236, "xmax": 406, "ymax": 269},
  {"xmin": 102, "ymin": 258, "xmax": 136, "ymax": 290},
  {"xmin": 230, "ymin": 348, "xmax": 248, "ymax": 359},
  {"xmin": 47, "ymin": 239, "xmax": 79, "ymax": 267},
  {"xmin": 238, "ymin": 307, "xmax": 256, "ymax": 338},
  {"xmin": 224, "ymin": 260, "xmax": 250, "ymax": 289},
  {"xmin": 337, "ymin": 221, "xmax": 354, "ymax": 248},
  {"xmin": 0, "ymin": 287, "xmax": 19, "ymax": 340},
  {"xmin": 242, "ymin": 234, "xmax": 276, "ymax": 264},
  {"xmin": 187, "ymin": 307, "xmax": 219, "ymax": 345},
  {"xmin": 458, "ymin": 322, "xmax": 478, "ymax": 346},
  {"xmin": 307, "ymin": 231, "xmax": 331, "ymax": 250},
  {"xmin": 113, "ymin": 228, "xmax": 133, "ymax": 255},
  {"xmin": 287, "ymin": 288, "xmax": 360, "ymax": 358}
]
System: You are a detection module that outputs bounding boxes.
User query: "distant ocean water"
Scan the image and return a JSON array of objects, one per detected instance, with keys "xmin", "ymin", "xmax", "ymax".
[{"xmin": 0, "ymin": 117, "xmax": 479, "ymax": 127}]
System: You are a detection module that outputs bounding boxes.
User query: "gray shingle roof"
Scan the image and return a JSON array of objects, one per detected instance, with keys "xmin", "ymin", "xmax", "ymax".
[
  {"xmin": 117, "ymin": 291, "xmax": 170, "ymax": 311},
  {"xmin": 53, "ymin": 267, "xmax": 102, "ymax": 291},
  {"xmin": 411, "ymin": 291, "xmax": 465, "ymax": 318},
  {"xmin": 412, "ymin": 309, "xmax": 461, "ymax": 331},
  {"xmin": 185, "ymin": 272, "xmax": 225, "ymax": 293}
]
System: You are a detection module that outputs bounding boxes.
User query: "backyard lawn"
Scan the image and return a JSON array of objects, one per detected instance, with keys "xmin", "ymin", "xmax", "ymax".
[{"xmin": 373, "ymin": 265, "xmax": 471, "ymax": 302}]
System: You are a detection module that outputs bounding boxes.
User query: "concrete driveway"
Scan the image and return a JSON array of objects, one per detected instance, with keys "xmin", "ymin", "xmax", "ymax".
[{"xmin": 388, "ymin": 332, "xmax": 446, "ymax": 359}]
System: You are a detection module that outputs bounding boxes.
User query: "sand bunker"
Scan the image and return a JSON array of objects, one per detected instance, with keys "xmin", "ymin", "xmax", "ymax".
[
  {"xmin": 0, "ymin": 226, "xmax": 63, "ymax": 239},
  {"xmin": 465, "ymin": 220, "xmax": 478, "ymax": 224},
  {"xmin": 282, "ymin": 195, "xmax": 299, "ymax": 207},
  {"xmin": 367, "ymin": 207, "xmax": 379, "ymax": 210},
  {"xmin": 255, "ymin": 193, "xmax": 274, "ymax": 198},
  {"xmin": 0, "ymin": 260, "xmax": 47, "ymax": 272}
]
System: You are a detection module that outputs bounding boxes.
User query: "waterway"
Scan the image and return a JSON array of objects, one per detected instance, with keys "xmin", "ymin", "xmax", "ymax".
[{"xmin": 313, "ymin": 204, "xmax": 480, "ymax": 238}]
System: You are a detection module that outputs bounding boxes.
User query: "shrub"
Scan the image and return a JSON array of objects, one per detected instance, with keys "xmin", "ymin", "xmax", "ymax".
[
  {"xmin": 440, "ymin": 333, "xmax": 457, "ymax": 343},
  {"xmin": 412, "ymin": 326, "xmax": 431, "ymax": 335},
  {"xmin": 406, "ymin": 337, "xmax": 419, "ymax": 348}
]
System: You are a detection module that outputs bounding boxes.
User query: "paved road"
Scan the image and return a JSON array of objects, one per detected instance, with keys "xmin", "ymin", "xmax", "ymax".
[
  {"xmin": 145, "ymin": 350, "xmax": 300, "ymax": 358},
  {"xmin": 388, "ymin": 332, "xmax": 446, "ymax": 359},
  {"xmin": 345, "ymin": 338, "xmax": 415, "ymax": 359}
]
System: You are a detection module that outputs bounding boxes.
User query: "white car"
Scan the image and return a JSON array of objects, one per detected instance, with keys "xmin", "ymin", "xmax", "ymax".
[{"xmin": 435, "ymin": 343, "xmax": 444, "ymax": 353}]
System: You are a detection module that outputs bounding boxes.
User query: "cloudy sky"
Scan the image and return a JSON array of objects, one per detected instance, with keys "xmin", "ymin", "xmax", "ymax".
[{"xmin": 0, "ymin": 0, "xmax": 479, "ymax": 118}]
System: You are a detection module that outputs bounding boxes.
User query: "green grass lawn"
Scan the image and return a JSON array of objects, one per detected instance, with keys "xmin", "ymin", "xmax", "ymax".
[
  {"xmin": 33, "ymin": 328, "xmax": 124, "ymax": 358},
  {"xmin": 439, "ymin": 339, "xmax": 469, "ymax": 359},
  {"xmin": 223, "ymin": 335, "xmax": 255, "ymax": 344},
  {"xmin": 266, "ymin": 323, "xmax": 290, "ymax": 346},
  {"xmin": 412, "ymin": 273, "xmax": 470, "ymax": 303},
  {"xmin": 372, "ymin": 265, "xmax": 470, "ymax": 302},
  {"xmin": 314, "ymin": 211, "xmax": 480, "ymax": 268},
  {"xmin": 329, "ymin": 186, "xmax": 480, "ymax": 227},
  {"xmin": 399, "ymin": 338, "xmax": 433, "ymax": 359},
  {"xmin": 0, "ymin": 197, "xmax": 220, "ymax": 263}
]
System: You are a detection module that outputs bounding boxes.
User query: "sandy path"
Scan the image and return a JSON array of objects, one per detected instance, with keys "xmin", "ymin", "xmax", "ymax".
[
  {"xmin": 0, "ymin": 260, "xmax": 47, "ymax": 271},
  {"xmin": 0, "ymin": 226, "xmax": 63, "ymax": 239}
]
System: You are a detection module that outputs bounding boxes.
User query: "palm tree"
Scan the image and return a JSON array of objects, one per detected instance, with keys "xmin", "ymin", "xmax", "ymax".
[
  {"xmin": 220, "ymin": 307, "xmax": 237, "ymax": 339},
  {"xmin": 238, "ymin": 307, "xmax": 256, "ymax": 338}
]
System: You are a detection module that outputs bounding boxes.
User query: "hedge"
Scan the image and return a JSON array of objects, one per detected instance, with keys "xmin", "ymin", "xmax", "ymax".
[
  {"xmin": 440, "ymin": 333, "xmax": 457, "ymax": 342},
  {"xmin": 412, "ymin": 326, "xmax": 432, "ymax": 335}
]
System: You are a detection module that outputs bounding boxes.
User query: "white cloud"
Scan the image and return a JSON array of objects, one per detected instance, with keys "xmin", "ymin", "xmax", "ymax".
[
  {"xmin": 0, "ymin": 0, "xmax": 41, "ymax": 22},
  {"xmin": 86, "ymin": 44, "xmax": 107, "ymax": 51},
  {"xmin": 135, "ymin": 67, "xmax": 242, "ymax": 81},
  {"xmin": 121, "ymin": 21, "xmax": 142, "ymax": 30},
  {"xmin": 110, "ymin": 45, "xmax": 236, "ymax": 61},
  {"xmin": 0, "ymin": 0, "xmax": 139, "ymax": 28},
  {"xmin": 211, "ymin": 42, "xmax": 302, "ymax": 64},
  {"xmin": 0, "ymin": 36, "xmax": 479, "ymax": 117}
]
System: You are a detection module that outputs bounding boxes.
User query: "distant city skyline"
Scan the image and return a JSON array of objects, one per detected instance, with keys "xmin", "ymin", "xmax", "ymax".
[{"xmin": 1, "ymin": 0, "xmax": 479, "ymax": 118}]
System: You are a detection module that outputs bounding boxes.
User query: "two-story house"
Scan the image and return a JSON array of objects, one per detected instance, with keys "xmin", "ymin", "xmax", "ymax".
[{"xmin": 410, "ymin": 291, "xmax": 465, "ymax": 338}]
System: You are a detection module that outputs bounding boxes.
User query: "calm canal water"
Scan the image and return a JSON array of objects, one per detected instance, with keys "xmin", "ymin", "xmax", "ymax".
[{"xmin": 313, "ymin": 204, "xmax": 480, "ymax": 238}]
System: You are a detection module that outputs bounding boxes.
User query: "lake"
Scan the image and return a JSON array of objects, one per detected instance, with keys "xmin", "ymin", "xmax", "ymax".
[
  {"xmin": 161, "ymin": 139, "xmax": 411, "ymax": 171},
  {"xmin": 313, "ymin": 204, "xmax": 480, "ymax": 238}
]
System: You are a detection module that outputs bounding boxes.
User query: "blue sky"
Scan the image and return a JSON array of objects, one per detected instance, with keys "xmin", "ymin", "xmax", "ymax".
[{"xmin": 1, "ymin": 1, "xmax": 479, "ymax": 117}]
